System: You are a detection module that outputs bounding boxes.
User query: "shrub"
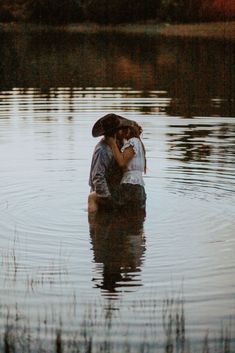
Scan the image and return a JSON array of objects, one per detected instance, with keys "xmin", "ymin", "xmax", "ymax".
[
  {"xmin": 26, "ymin": 0, "xmax": 83, "ymax": 24},
  {"xmin": 0, "ymin": 8, "xmax": 15, "ymax": 22}
]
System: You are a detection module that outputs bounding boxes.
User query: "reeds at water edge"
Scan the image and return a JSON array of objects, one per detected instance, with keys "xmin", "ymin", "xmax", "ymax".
[
  {"xmin": 0, "ymin": 298, "xmax": 233, "ymax": 353},
  {"xmin": 0, "ymin": 237, "xmax": 69, "ymax": 291},
  {"xmin": 0, "ymin": 240, "xmax": 233, "ymax": 353}
]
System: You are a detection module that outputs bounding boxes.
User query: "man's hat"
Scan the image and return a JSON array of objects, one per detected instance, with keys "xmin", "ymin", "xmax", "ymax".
[{"xmin": 92, "ymin": 113, "xmax": 134, "ymax": 137}]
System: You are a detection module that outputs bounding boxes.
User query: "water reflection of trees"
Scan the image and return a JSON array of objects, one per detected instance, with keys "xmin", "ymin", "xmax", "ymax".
[
  {"xmin": 167, "ymin": 124, "xmax": 212, "ymax": 163},
  {"xmin": 164, "ymin": 39, "xmax": 235, "ymax": 118},
  {"xmin": 0, "ymin": 32, "xmax": 234, "ymax": 117},
  {"xmin": 166, "ymin": 122, "xmax": 235, "ymax": 164},
  {"xmin": 89, "ymin": 209, "xmax": 146, "ymax": 297}
]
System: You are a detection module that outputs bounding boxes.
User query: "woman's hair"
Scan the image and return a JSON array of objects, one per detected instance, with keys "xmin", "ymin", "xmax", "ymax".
[
  {"xmin": 128, "ymin": 123, "xmax": 142, "ymax": 138},
  {"xmin": 127, "ymin": 123, "xmax": 147, "ymax": 174}
]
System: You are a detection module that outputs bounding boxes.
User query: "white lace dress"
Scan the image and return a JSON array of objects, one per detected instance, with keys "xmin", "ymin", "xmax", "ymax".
[{"xmin": 120, "ymin": 137, "xmax": 145, "ymax": 186}]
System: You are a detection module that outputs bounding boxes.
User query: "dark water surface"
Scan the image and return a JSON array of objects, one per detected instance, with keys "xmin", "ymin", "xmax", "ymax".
[{"xmin": 0, "ymin": 31, "xmax": 234, "ymax": 352}]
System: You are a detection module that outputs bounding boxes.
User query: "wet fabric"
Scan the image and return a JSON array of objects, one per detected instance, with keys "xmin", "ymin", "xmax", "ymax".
[
  {"xmin": 121, "ymin": 137, "xmax": 145, "ymax": 186},
  {"xmin": 112, "ymin": 183, "xmax": 146, "ymax": 210},
  {"xmin": 89, "ymin": 139, "xmax": 122, "ymax": 197}
]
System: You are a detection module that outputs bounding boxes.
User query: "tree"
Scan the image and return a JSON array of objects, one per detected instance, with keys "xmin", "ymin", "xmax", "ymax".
[
  {"xmin": 159, "ymin": 0, "xmax": 204, "ymax": 22},
  {"xmin": 86, "ymin": 0, "xmax": 161, "ymax": 24},
  {"xmin": 26, "ymin": 0, "xmax": 84, "ymax": 24}
]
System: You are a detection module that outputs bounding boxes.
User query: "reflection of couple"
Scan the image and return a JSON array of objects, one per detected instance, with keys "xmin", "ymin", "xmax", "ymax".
[
  {"xmin": 88, "ymin": 113, "xmax": 146, "ymax": 213},
  {"xmin": 89, "ymin": 209, "xmax": 146, "ymax": 294}
]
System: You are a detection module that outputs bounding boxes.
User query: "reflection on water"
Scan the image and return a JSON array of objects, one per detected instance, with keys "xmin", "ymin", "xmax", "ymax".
[
  {"xmin": 165, "ymin": 117, "xmax": 235, "ymax": 198},
  {"xmin": 89, "ymin": 209, "xmax": 146, "ymax": 297},
  {"xmin": 0, "ymin": 30, "xmax": 234, "ymax": 351},
  {"xmin": 167, "ymin": 122, "xmax": 235, "ymax": 163},
  {"xmin": 0, "ymin": 32, "xmax": 234, "ymax": 117}
]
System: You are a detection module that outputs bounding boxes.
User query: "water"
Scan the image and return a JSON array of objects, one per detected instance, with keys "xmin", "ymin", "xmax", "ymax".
[{"xmin": 0, "ymin": 31, "xmax": 234, "ymax": 352}]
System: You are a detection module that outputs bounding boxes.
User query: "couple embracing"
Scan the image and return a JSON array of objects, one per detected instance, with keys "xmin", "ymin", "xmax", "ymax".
[{"xmin": 88, "ymin": 113, "xmax": 146, "ymax": 214}]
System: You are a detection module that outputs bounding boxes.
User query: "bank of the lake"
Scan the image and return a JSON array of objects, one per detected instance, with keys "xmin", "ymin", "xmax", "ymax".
[
  {"xmin": 0, "ymin": 21, "xmax": 235, "ymax": 40},
  {"xmin": 159, "ymin": 21, "xmax": 235, "ymax": 40}
]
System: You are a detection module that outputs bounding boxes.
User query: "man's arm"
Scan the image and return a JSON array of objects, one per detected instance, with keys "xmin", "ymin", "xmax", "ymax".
[{"xmin": 90, "ymin": 147, "xmax": 111, "ymax": 198}]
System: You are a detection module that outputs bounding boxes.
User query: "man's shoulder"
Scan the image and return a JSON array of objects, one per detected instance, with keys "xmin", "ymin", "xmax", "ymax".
[
  {"xmin": 93, "ymin": 139, "xmax": 112, "ymax": 159},
  {"xmin": 94, "ymin": 139, "xmax": 110, "ymax": 152}
]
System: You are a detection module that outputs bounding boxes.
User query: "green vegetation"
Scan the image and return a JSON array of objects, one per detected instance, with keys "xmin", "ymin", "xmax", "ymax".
[{"xmin": 0, "ymin": 0, "xmax": 234, "ymax": 25}]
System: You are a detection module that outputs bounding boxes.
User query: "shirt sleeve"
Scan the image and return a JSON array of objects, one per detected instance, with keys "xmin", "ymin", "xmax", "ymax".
[
  {"xmin": 90, "ymin": 148, "xmax": 111, "ymax": 198},
  {"xmin": 121, "ymin": 137, "xmax": 138, "ymax": 154}
]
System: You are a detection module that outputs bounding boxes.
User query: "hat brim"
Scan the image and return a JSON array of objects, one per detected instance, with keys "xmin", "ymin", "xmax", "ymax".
[{"xmin": 92, "ymin": 113, "xmax": 135, "ymax": 137}]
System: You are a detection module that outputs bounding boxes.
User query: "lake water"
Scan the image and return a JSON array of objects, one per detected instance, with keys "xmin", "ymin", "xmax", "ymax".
[{"xmin": 0, "ymin": 31, "xmax": 234, "ymax": 352}]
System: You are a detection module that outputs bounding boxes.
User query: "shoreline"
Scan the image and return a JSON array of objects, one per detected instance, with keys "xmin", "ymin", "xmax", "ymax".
[{"xmin": 0, "ymin": 21, "xmax": 235, "ymax": 41}]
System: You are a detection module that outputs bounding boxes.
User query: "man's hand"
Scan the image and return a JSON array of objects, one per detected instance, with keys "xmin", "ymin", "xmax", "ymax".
[{"xmin": 96, "ymin": 195, "xmax": 114, "ymax": 209}]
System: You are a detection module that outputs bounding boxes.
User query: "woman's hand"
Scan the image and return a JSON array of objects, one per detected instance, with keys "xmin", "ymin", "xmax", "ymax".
[{"xmin": 106, "ymin": 136, "xmax": 117, "ymax": 147}]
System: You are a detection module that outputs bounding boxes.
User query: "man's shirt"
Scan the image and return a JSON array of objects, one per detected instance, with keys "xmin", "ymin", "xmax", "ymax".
[{"xmin": 89, "ymin": 139, "xmax": 122, "ymax": 198}]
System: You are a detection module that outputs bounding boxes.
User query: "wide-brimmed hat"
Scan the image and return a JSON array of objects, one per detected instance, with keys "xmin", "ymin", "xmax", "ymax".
[{"xmin": 92, "ymin": 113, "xmax": 135, "ymax": 137}]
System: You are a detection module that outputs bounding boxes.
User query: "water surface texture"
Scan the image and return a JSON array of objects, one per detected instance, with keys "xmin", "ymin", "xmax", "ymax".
[{"xmin": 0, "ymin": 32, "xmax": 234, "ymax": 352}]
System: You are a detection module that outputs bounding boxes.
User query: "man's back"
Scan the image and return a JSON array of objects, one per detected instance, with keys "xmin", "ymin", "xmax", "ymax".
[{"xmin": 89, "ymin": 139, "xmax": 122, "ymax": 198}]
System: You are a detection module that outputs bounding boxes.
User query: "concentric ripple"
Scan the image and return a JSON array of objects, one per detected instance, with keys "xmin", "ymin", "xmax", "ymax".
[{"xmin": 0, "ymin": 88, "xmax": 234, "ymax": 348}]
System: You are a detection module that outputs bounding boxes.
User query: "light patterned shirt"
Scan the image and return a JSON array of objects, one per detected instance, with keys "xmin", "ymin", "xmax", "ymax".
[{"xmin": 121, "ymin": 137, "xmax": 145, "ymax": 186}]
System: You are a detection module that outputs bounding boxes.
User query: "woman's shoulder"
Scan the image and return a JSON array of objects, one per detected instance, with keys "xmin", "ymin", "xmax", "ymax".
[
  {"xmin": 129, "ymin": 137, "xmax": 142, "ymax": 149},
  {"xmin": 129, "ymin": 137, "xmax": 139, "ymax": 143},
  {"xmin": 126, "ymin": 137, "xmax": 141, "ymax": 147},
  {"xmin": 122, "ymin": 137, "xmax": 140, "ymax": 154}
]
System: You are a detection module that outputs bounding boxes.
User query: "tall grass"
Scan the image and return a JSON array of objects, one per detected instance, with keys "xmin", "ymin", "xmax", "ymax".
[
  {"xmin": 0, "ymin": 241, "xmax": 233, "ymax": 353},
  {"xmin": 0, "ymin": 237, "xmax": 69, "ymax": 291},
  {"xmin": 0, "ymin": 298, "xmax": 233, "ymax": 353}
]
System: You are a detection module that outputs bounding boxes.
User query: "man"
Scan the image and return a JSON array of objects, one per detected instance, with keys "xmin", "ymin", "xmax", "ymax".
[{"xmin": 88, "ymin": 113, "xmax": 134, "ymax": 212}]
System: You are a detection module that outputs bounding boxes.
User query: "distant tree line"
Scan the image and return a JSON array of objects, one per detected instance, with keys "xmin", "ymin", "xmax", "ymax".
[{"xmin": 0, "ymin": 0, "xmax": 234, "ymax": 25}]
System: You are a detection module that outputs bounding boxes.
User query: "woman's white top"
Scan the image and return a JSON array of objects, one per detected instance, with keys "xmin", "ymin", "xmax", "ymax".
[{"xmin": 120, "ymin": 137, "xmax": 145, "ymax": 186}]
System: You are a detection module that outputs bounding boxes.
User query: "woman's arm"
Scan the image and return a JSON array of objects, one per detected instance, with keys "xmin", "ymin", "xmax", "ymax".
[{"xmin": 106, "ymin": 137, "xmax": 134, "ymax": 168}]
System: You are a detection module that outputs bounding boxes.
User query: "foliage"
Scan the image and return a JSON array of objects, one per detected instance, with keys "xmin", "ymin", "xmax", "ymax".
[
  {"xmin": 159, "ymin": 0, "xmax": 204, "ymax": 23},
  {"xmin": 85, "ymin": 0, "xmax": 161, "ymax": 24},
  {"xmin": 0, "ymin": 0, "xmax": 234, "ymax": 25},
  {"xmin": 25, "ymin": 0, "xmax": 84, "ymax": 24}
]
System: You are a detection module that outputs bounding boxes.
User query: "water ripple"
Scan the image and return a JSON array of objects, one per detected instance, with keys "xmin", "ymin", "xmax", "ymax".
[{"xmin": 0, "ymin": 87, "xmax": 234, "ymax": 347}]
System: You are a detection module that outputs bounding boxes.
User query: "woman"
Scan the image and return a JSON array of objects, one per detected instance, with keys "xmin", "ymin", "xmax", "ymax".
[{"xmin": 106, "ymin": 122, "xmax": 146, "ymax": 210}]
